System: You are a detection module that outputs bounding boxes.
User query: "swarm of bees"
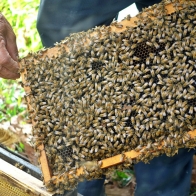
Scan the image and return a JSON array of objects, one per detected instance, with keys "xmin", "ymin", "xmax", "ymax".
[{"xmin": 20, "ymin": 0, "xmax": 196, "ymax": 193}]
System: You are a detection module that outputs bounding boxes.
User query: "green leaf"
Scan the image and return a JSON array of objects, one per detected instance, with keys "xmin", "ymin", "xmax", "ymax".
[
  {"xmin": 19, "ymin": 142, "xmax": 25, "ymax": 150},
  {"xmin": 124, "ymin": 169, "xmax": 135, "ymax": 175},
  {"xmin": 116, "ymin": 170, "xmax": 128, "ymax": 179},
  {"xmin": 17, "ymin": 146, "xmax": 23, "ymax": 153}
]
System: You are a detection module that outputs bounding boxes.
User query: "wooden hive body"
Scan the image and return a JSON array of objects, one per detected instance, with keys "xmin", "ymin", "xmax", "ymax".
[{"xmin": 0, "ymin": 159, "xmax": 52, "ymax": 196}]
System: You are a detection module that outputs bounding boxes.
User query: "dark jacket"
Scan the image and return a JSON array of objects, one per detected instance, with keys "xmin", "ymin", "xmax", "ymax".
[{"xmin": 37, "ymin": 0, "xmax": 161, "ymax": 47}]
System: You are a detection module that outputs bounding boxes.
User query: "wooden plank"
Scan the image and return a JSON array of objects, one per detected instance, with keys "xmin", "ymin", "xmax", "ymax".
[
  {"xmin": 0, "ymin": 146, "xmax": 41, "ymax": 180},
  {"xmin": 0, "ymin": 158, "xmax": 53, "ymax": 196},
  {"xmin": 37, "ymin": 144, "xmax": 52, "ymax": 185}
]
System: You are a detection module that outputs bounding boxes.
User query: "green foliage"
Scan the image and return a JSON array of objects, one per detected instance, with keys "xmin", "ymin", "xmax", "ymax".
[
  {"xmin": 16, "ymin": 142, "xmax": 25, "ymax": 152},
  {"xmin": 0, "ymin": 78, "xmax": 26, "ymax": 122},
  {"xmin": 0, "ymin": 0, "xmax": 42, "ymax": 122},
  {"xmin": 190, "ymin": 187, "xmax": 196, "ymax": 196},
  {"xmin": 0, "ymin": 0, "xmax": 42, "ymax": 57},
  {"xmin": 115, "ymin": 170, "xmax": 129, "ymax": 179},
  {"xmin": 112, "ymin": 169, "xmax": 135, "ymax": 187}
]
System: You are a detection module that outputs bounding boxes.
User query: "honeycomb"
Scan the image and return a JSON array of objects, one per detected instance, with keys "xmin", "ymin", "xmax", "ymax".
[
  {"xmin": 0, "ymin": 177, "xmax": 30, "ymax": 196},
  {"xmin": 20, "ymin": 0, "xmax": 196, "ymax": 193}
]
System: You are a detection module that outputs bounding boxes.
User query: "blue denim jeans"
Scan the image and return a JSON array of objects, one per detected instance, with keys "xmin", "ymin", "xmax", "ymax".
[
  {"xmin": 134, "ymin": 149, "xmax": 195, "ymax": 196},
  {"xmin": 76, "ymin": 149, "xmax": 195, "ymax": 196},
  {"xmin": 77, "ymin": 177, "xmax": 106, "ymax": 196}
]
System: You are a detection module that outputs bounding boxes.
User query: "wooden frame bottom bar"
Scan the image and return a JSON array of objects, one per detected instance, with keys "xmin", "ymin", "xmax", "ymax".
[{"xmin": 39, "ymin": 130, "xmax": 196, "ymax": 184}]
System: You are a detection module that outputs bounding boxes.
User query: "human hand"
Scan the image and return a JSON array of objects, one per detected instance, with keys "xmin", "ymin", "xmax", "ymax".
[{"xmin": 0, "ymin": 13, "xmax": 20, "ymax": 79}]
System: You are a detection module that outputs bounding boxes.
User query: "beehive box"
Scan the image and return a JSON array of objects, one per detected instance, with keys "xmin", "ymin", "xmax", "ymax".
[
  {"xmin": 20, "ymin": 0, "xmax": 196, "ymax": 194},
  {"xmin": 0, "ymin": 159, "xmax": 52, "ymax": 196}
]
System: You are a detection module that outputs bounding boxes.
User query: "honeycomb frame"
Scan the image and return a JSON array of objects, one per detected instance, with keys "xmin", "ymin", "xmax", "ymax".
[{"xmin": 20, "ymin": 0, "xmax": 196, "ymax": 193}]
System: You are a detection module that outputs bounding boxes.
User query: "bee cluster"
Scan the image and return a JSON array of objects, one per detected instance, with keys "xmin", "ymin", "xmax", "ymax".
[{"xmin": 20, "ymin": 0, "xmax": 196, "ymax": 193}]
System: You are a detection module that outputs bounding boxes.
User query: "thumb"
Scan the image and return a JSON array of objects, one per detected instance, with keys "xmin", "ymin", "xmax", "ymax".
[{"xmin": 0, "ymin": 38, "xmax": 19, "ymax": 73}]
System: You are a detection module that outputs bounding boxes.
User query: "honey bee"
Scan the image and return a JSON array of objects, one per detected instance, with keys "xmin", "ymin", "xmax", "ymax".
[
  {"xmin": 133, "ymin": 56, "xmax": 141, "ymax": 61},
  {"xmin": 154, "ymin": 42, "xmax": 160, "ymax": 49},
  {"xmin": 115, "ymin": 23, "xmax": 123, "ymax": 28},
  {"xmin": 135, "ymin": 145, "xmax": 143, "ymax": 152},
  {"xmin": 113, "ymin": 137, "xmax": 119, "ymax": 145},
  {"xmin": 120, "ymin": 154, "xmax": 125, "ymax": 162},
  {"xmin": 98, "ymin": 161, "xmax": 102, "ymax": 167}
]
